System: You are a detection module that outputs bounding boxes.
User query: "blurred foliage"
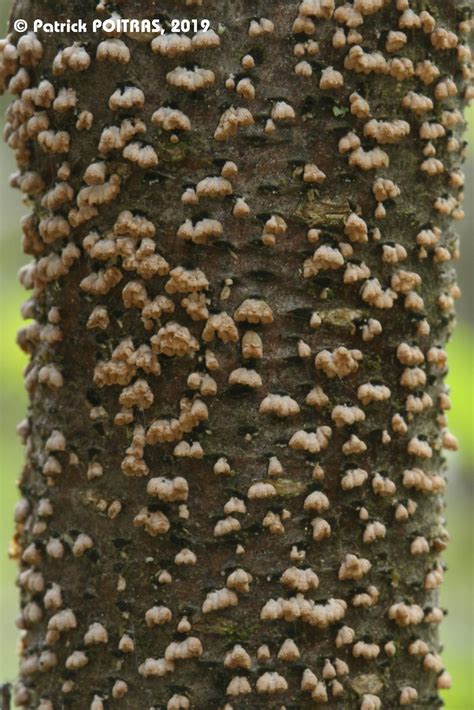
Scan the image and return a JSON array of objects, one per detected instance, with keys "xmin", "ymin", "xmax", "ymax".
[{"xmin": 446, "ymin": 324, "xmax": 474, "ymax": 464}]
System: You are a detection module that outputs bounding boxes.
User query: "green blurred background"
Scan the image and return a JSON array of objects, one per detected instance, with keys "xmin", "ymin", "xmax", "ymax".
[{"xmin": 0, "ymin": 2, "xmax": 472, "ymax": 705}]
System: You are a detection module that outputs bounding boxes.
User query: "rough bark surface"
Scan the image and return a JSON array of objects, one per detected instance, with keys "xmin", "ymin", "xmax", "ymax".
[{"xmin": 1, "ymin": 1, "xmax": 472, "ymax": 708}]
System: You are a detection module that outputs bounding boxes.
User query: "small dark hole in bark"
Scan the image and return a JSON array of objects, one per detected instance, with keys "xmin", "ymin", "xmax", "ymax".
[
  {"xmin": 377, "ymin": 30, "xmax": 390, "ymax": 49},
  {"xmin": 288, "ymin": 159, "xmax": 307, "ymax": 168},
  {"xmin": 83, "ymin": 589, "xmax": 98, "ymax": 601},
  {"xmin": 86, "ymin": 549, "xmax": 100, "ymax": 563},
  {"xmin": 342, "ymin": 461, "xmax": 359, "ymax": 471},
  {"xmin": 213, "ymin": 238, "xmax": 236, "ymax": 250},
  {"xmin": 319, "ymin": 237, "xmax": 339, "ymax": 248},
  {"xmin": 112, "ymin": 538, "xmax": 132, "ymax": 549},
  {"xmin": 112, "ymin": 81, "xmax": 139, "ymax": 92},
  {"xmin": 366, "ymin": 430, "xmax": 383, "ymax": 444},
  {"xmin": 86, "ymin": 389, "xmax": 101, "ymax": 406},
  {"xmin": 283, "ymin": 355, "xmax": 306, "ymax": 365},
  {"xmin": 231, "ymin": 71, "xmax": 249, "ymax": 84},
  {"xmin": 340, "ymin": 172, "xmax": 357, "ymax": 184},
  {"xmin": 249, "ymin": 46, "xmax": 265, "ymax": 64},
  {"xmin": 191, "ymin": 211, "xmax": 212, "ymax": 223},
  {"xmin": 290, "ymin": 307, "xmax": 313, "ymax": 320},
  {"xmin": 237, "ymin": 425, "xmax": 258, "ymax": 436},
  {"xmin": 246, "ymin": 522, "xmax": 263, "ymax": 535},
  {"xmin": 170, "ymin": 532, "xmax": 193, "ymax": 548},
  {"xmin": 116, "ymin": 600, "xmax": 131, "ymax": 612},
  {"xmin": 298, "ymin": 381, "xmax": 317, "ymax": 391},
  {"xmin": 147, "ymin": 503, "xmax": 166, "ymax": 513},
  {"xmin": 255, "ymin": 212, "xmax": 274, "ymax": 222},
  {"xmin": 143, "ymin": 170, "xmax": 172, "ymax": 184},
  {"xmin": 256, "ymin": 182, "xmax": 282, "ymax": 193},
  {"xmin": 217, "ymin": 100, "xmax": 235, "ymax": 113},
  {"xmin": 313, "ymin": 276, "xmax": 333, "ymax": 288},
  {"xmin": 222, "ymin": 487, "xmax": 244, "ymax": 501}
]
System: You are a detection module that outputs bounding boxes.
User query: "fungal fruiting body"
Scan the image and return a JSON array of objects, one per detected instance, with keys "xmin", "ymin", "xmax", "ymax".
[{"xmin": 2, "ymin": 0, "xmax": 470, "ymax": 707}]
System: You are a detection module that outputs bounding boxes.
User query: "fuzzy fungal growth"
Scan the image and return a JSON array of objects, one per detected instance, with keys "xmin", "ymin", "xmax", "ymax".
[{"xmin": 1, "ymin": 0, "xmax": 471, "ymax": 707}]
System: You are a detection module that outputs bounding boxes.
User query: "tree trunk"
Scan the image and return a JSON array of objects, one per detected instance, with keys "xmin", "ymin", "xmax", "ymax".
[{"xmin": 1, "ymin": 1, "xmax": 472, "ymax": 708}]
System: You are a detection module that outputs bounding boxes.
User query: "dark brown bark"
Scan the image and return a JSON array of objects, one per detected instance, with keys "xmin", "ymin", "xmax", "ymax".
[
  {"xmin": 1, "ymin": 685, "xmax": 11, "ymax": 710},
  {"xmin": 1, "ymin": 1, "xmax": 472, "ymax": 708}
]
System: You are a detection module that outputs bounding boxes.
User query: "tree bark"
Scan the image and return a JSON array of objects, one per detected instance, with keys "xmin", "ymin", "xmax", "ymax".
[
  {"xmin": 1, "ymin": 685, "xmax": 11, "ymax": 710},
  {"xmin": 1, "ymin": 1, "xmax": 472, "ymax": 708}
]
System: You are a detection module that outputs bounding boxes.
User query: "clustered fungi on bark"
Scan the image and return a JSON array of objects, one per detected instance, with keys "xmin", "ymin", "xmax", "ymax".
[{"xmin": 0, "ymin": 0, "xmax": 472, "ymax": 708}]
